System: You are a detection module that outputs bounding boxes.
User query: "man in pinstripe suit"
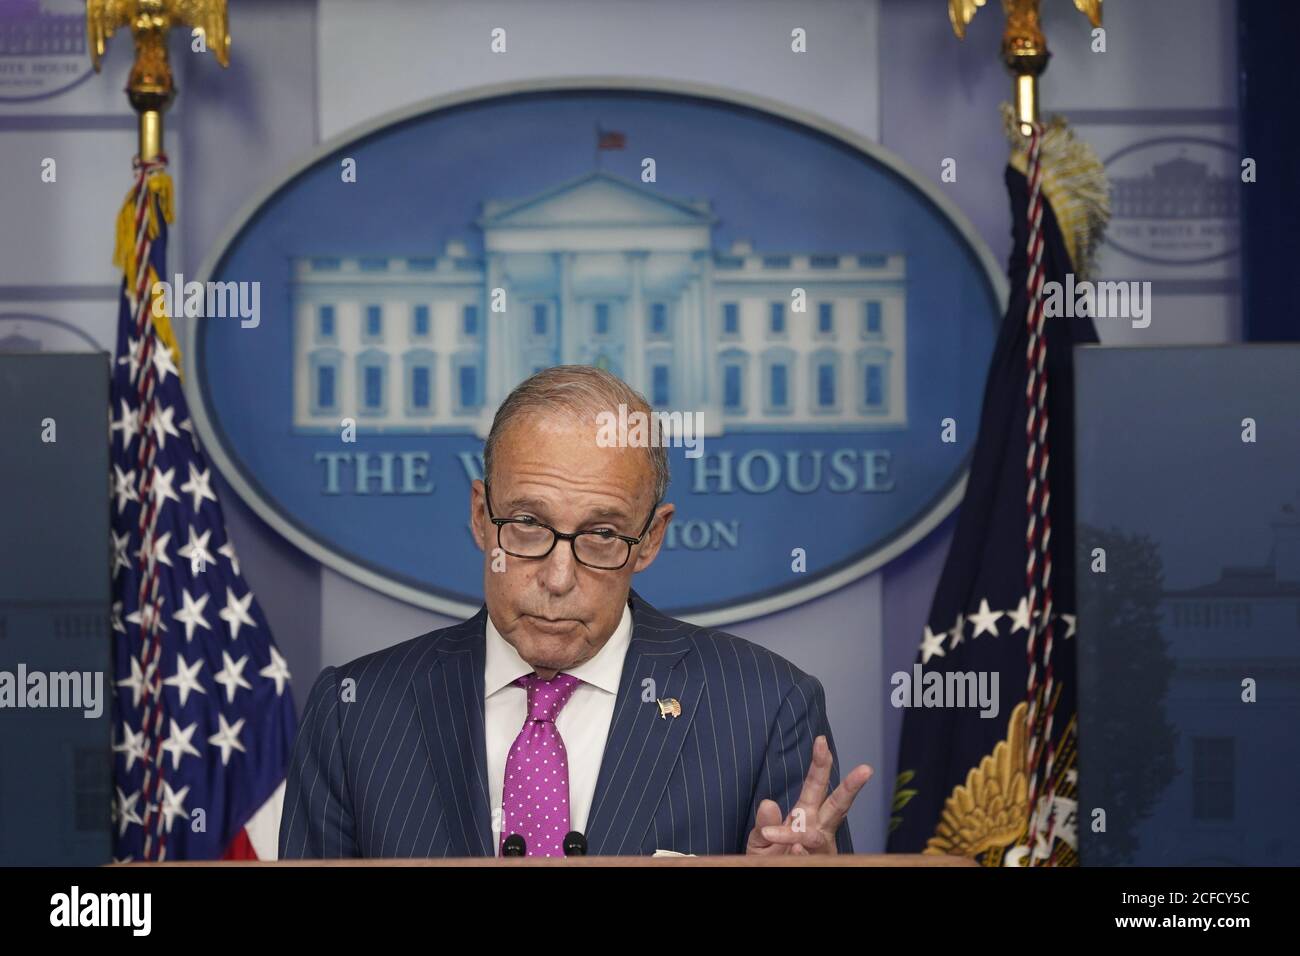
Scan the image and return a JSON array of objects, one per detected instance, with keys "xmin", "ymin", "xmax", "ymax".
[{"xmin": 280, "ymin": 365, "xmax": 872, "ymax": 859}]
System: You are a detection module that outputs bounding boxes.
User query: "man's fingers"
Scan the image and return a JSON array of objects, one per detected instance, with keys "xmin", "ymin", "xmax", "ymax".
[
  {"xmin": 818, "ymin": 763, "xmax": 874, "ymax": 832},
  {"xmin": 792, "ymin": 734, "xmax": 833, "ymax": 814},
  {"xmin": 755, "ymin": 798, "xmax": 783, "ymax": 829},
  {"xmin": 759, "ymin": 823, "xmax": 827, "ymax": 850},
  {"xmin": 748, "ymin": 743, "xmax": 873, "ymax": 856},
  {"xmin": 747, "ymin": 799, "xmax": 785, "ymax": 851}
]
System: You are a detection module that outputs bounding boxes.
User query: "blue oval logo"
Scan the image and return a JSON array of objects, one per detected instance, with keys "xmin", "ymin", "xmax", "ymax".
[{"xmin": 188, "ymin": 82, "xmax": 1003, "ymax": 624}]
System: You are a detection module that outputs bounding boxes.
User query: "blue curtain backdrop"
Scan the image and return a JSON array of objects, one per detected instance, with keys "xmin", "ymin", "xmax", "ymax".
[{"xmin": 1238, "ymin": 0, "xmax": 1300, "ymax": 342}]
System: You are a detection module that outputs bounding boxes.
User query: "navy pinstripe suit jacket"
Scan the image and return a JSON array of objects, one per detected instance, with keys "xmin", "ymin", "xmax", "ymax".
[{"xmin": 279, "ymin": 588, "xmax": 853, "ymax": 857}]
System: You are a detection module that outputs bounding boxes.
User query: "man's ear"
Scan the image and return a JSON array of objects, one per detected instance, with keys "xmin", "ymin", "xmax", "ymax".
[
  {"xmin": 632, "ymin": 502, "xmax": 674, "ymax": 573},
  {"xmin": 469, "ymin": 479, "xmax": 488, "ymax": 552}
]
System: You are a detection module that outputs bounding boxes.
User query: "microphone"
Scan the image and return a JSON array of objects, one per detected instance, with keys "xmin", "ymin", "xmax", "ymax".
[
  {"xmin": 562, "ymin": 831, "xmax": 587, "ymax": 856},
  {"xmin": 502, "ymin": 834, "xmax": 527, "ymax": 857}
]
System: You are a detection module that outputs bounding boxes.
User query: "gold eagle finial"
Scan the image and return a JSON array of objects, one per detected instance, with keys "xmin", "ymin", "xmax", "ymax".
[
  {"xmin": 86, "ymin": 1, "xmax": 229, "ymax": 159},
  {"xmin": 947, "ymin": 0, "xmax": 1103, "ymax": 134},
  {"xmin": 949, "ymin": 0, "xmax": 1102, "ymax": 41},
  {"xmin": 87, "ymin": 0, "xmax": 230, "ymax": 74}
]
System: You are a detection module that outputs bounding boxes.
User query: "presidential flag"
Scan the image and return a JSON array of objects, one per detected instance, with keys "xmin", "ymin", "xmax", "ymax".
[
  {"xmin": 109, "ymin": 155, "xmax": 297, "ymax": 861},
  {"xmin": 887, "ymin": 113, "xmax": 1109, "ymax": 866}
]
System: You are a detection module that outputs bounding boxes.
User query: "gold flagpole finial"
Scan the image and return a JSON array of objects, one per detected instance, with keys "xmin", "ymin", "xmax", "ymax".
[
  {"xmin": 948, "ymin": 0, "xmax": 1102, "ymax": 135},
  {"xmin": 86, "ymin": 0, "xmax": 230, "ymax": 161}
]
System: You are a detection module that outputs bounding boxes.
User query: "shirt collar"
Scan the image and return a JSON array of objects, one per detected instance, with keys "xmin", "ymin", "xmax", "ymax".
[{"xmin": 484, "ymin": 601, "xmax": 633, "ymax": 698}]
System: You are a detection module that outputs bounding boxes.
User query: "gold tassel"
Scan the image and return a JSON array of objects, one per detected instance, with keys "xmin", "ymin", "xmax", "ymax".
[
  {"xmin": 1003, "ymin": 104, "xmax": 1112, "ymax": 282},
  {"xmin": 112, "ymin": 172, "xmax": 182, "ymax": 373}
]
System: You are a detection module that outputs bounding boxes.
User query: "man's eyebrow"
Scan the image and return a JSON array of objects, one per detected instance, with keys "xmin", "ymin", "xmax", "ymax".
[
  {"xmin": 500, "ymin": 497, "xmax": 631, "ymax": 523},
  {"xmin": 500, "ymin": 496, "xmax": 551, "ymax": 514},
  {"xmin": 585, "ymin": 505, "xmax": 632, "ymax": 522}
]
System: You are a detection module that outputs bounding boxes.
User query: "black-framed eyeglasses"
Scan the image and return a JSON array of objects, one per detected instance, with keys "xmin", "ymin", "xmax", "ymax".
[{"xmin": 483, "ymin": 480, "xmax": 659, "ymax": 571}]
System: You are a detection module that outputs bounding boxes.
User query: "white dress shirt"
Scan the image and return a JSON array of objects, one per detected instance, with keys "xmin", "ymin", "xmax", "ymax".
[{"xmin": 484, "ymin": 603, "xmax": 632, "ymax": 854}]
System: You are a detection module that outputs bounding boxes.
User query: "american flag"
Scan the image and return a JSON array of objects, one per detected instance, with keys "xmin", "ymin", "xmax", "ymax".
[
  {"xmin": 596, "ymin": 125, "xmax": 626, "ymax": 150},
  {"xmin": 109, "ymin": 156, "xmax": 297, "ymax": 861}
]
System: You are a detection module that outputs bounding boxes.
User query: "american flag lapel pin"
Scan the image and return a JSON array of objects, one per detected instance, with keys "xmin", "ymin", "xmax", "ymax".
[{"xmin": 656, "ymin": 698, "xmax": 681, "ymax": 719}]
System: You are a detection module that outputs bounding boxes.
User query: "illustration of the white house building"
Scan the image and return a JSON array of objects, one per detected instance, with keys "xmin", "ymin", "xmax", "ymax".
[
  {"xmin": 291, "ymin": 171, "xmax": 907, "ymax": 436},
  {"xmin": 0, "ymin": 1, "xmax": 85, "ymax": 56}
]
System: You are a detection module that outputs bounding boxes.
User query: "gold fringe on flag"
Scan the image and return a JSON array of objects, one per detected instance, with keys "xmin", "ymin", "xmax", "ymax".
[
  {"xmin": 113, "ymin": 171, "xmax": 182, "ymax": 370},
  {"xmin": 1002, "ymin": 103, "xmax": 1111, "ymax": 282}
]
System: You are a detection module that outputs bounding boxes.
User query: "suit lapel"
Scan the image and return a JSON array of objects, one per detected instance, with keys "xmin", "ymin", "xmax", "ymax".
[
  {"xmin": 411, "ymin": 606, "xmax": 494, "ymax": 857},
  {"xmin": 585, "ymin": 589, "xmax": 703, "ymax": 855}
]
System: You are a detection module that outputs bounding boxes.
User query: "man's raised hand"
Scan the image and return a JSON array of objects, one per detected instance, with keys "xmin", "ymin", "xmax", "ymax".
[{"xmin": 745, "ymin": 735, "xmax": 873, "ymax": 855}]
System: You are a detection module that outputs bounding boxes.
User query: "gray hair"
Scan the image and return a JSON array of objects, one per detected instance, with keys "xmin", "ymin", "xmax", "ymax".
[{"xmin": 483, "ymin": 365, "xmax": 670, "ymax": 507}]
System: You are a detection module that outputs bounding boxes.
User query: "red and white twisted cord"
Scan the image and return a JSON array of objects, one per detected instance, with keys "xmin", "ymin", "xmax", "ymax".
[
  {"xmin": 123, "ymin": 155, "xmax": 173, "ymax": 860},
  {"xmin": 1022, "ymin": 125, "xmax": 1058, "ymax": 862}
]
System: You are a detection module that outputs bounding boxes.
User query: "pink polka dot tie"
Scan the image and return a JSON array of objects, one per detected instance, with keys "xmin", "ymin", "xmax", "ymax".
[{"xmin": 500, "ymin": 672, "xmax": 582, "ymax": 857}]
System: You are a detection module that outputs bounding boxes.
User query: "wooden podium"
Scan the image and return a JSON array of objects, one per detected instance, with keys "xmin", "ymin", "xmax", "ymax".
[{"xmin": 118, "ymin": 854, "xmax": 976, "ymax": 867}]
